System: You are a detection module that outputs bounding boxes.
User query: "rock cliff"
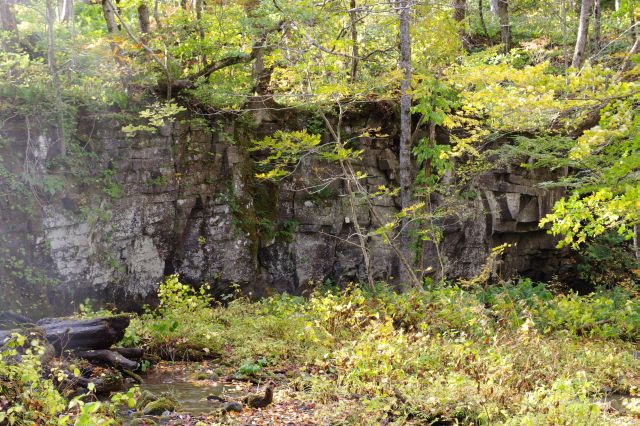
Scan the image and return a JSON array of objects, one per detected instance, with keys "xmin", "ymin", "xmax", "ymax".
[{"xmin": 0, "ymin": 106, "xmax": 574, "ymax": 315}]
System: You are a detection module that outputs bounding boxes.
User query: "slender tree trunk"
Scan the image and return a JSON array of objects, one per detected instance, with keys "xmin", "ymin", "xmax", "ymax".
[
  {"xmin": 138, "ymin": 2, "xmax": 150, "ymax": 35},
  {"xmin": 493, "ymin": 0, "xmax": 511, "ymax": 52},
  {"xmin": 478, "ymin": 0, "xmax": 491, "ymax": 44},
  {"xmin": 349, "ymin": 0, "xmax": 359, "ymax": 82},
  {"xmin": 46, "ymin": 0, "xmax": 66, "ymax": 157},
  {"xmin": 343, "ymin": 163, "xmax": 376, "ymax": 294},
  {"xmin": 634, "ymin": 224, "xmax": 639, "ymax": 260},
  {"xmin": 195, "ymin": 0, "xmax": 205, "ymax": 65},
  {"xmin": 619, "ymin": 36, "xmax": 640, "ymax": 73},
  {"xmin": 562, "ymin": 0, "xmax": 568, "ymax": 74},
  {"xmin": 319, "ymin": 109, "xmax": 376, "ymax": 294},
  {"xmin": 101, "ymin": 0, "xmax": 117, "ymax": 33},
  {"xmin": 453, "ymin": 0, "xmax": 468, "ymax": 48},
  {"xmin": 615, "ymin": 0, "xmax": 619, "ymax": 11},
  {"xmin": 70, "ymin": 0, "xmax": 76, "ymax": 68},
  {"xmin": 153, "ymin": 0, "xmax": 162, "ymax": 29},
  {"xmin": 631, "ymin": 2, "xmax": 637, "ymax": 43},
  {"xmin": 572, "ymin": 0, "xmax": 595, "ymax": 68},
  {"xmin": 593, "ymin": 0, "xmax": 601, "ymax": 50},
  {"xmin": 398, "ymin": 0, "xmax": 416, "ymax": 288},
  {"xmin": 59, "ymin": 0, "xmax": 72, "ymax": 22},
  {"xmin": 195, "ymin": 0, "xmax": 203, "ymax": 38},
  {"xmin": 0, "ymin": 0, "xmax": 18, "ymax": 49},
  {"xmin": 0, "ymin": 0, "xmax": 17, "ymax": 32}
]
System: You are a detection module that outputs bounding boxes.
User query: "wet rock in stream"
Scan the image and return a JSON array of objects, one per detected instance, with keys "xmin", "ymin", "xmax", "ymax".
[{"xmin": 142, "ymin": 396, "xmax": 179, "ymax": 415}]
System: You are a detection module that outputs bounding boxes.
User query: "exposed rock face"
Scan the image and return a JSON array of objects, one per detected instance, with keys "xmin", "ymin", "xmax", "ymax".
[{"xmin": 0, "ymin": 108, "xmax": 573, "ymax": 315}]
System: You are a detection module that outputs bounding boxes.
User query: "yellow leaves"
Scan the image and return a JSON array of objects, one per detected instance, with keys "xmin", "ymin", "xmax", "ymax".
[
  {"xmin": 255, "ymin": 169, "xmax": 287, "ymax": 180},
  {"xmin": 441, "ymin": 115, "xmax": 456, "ymax": 129}
]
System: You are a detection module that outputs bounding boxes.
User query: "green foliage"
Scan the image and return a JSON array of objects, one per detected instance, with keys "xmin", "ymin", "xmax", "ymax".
[
  {"xmin": 121, "ymin": 102, "xmax": 187, "ymax": 137},
  {"xmin": 480, "ymin": 278, "xmax": 640, "ymax": 340},
  {"xmin": 122, "ymin": 274, "xmax": 224, "ymax": 358},
  {"xmin": 0, "ymin": 334, "xmax": 133, "ymax": 425},
  {"xmin": 413, "ymin": 143, "xmax": 452, "ymax": 186},
  {"xmin": 0, "ymin": 334, "xmax": 67, "ymax": 425},
  {"xmin": 251, "ymin": 130, "xmax": 324, "ymax": 180},
  {"xmin": 577, "ymin": 232, "xmax": 640, "ymax": 287},
  {"xmin": 122, "ymin": 275, "xmax": 639, "ymax": 424},
  {"xmin": 237, "ymin": 357, "xmax": 268, "ymax": 377}
]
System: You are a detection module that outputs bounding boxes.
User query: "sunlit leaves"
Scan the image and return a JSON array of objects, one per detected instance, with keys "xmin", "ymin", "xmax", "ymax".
[
  {"xmin": 541, "ymin": 190, "xmax": 638, "ymax": 248},
  {"xmin": 251, "ymin": 130, "xmax": 323, "ymax": 179},
  {"xmin": 121, "ymin": 101, "xmax": 186, "ymax": 136}
]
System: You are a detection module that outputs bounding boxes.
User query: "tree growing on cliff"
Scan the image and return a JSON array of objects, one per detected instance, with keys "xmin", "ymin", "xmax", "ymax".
[{"xmin": 251, "ymin": 96, "xmax": 423, "ymax": 292}]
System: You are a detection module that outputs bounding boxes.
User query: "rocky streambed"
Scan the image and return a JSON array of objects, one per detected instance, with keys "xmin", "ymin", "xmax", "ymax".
[{"xmin": 119, "ymin": 361, "xmax": 319, "ymax": 425}]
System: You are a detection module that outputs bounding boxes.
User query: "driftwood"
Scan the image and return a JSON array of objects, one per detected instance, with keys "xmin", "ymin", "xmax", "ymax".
[{"xmin": 75, "ymin": 349, "xmax": 138, "ymax": 370}]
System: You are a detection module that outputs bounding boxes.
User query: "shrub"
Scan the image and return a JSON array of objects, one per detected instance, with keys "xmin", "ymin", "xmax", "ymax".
[
  {"xmin": 0, "ymin": 333, "xmax": 133, "ymax": 425},
  {"xmin": 122, "ymin": 274, "xmax": 224, "ymax": 358},
  {"xmin": 481, "ymin": 279, "xmax": 640, "ymax": 340}
]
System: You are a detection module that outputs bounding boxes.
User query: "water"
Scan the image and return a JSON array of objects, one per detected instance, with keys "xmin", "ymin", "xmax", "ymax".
[
  {"xmin": 598, "ymin": 393, "xmax": 640, "ymax": 416},
  {"xmin": 139, "ymin": 375, "xmax": 240, "ymax": 416},
  {"xmin": 120, "ymin": 362, "xmax": 245, "ymax": 424}
]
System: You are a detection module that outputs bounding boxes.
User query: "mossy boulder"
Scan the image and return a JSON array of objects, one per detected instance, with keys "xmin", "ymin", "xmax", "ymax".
[
  {"xmin": 142, "ymin": 396, "xmax": 179, "ymax": 415},
  {"xmin": 135, "ymin": 390, "xmax": 158, "ymax": 410},
  {"xmin": 129, "ymin": 417, "xmax": 157, "ymax": 426}
]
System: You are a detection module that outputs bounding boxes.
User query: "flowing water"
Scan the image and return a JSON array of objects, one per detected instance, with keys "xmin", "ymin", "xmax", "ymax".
[
  {"xmin": 121, "ymin": 362, "xmax": 245, "ymax": 424},
  {"xmin": 139, "ymin": 378, "xmax": 232, "ymax": 416}
]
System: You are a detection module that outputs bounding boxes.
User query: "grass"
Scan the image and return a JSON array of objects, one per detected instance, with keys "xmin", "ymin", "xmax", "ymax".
[{"xmin": 122, "ymin": 275, "xmax": 640, "ymax": 425}]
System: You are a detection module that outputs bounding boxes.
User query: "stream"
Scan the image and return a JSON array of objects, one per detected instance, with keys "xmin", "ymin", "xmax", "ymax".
[{"xmin": 120, "ymin": 362, "xmax": 246, "ymax": 425}]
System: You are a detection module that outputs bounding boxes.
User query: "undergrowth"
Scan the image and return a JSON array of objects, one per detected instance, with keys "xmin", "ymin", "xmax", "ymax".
[
  {"xmin": 0, "ymin": 334, "xmax": 136, "ymax": 425},
  {"xmin": 122, "ymin": 275, "xmax": 640, "ymax": 425}
]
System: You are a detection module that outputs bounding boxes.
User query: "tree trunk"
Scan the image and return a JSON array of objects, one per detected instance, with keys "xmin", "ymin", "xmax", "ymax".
[
  {"xmin": 59, "ymin": 0, "xmax": 73, "ymax": 23},
  {"xmin": 195, "ymin": 0, "xmax": 204, "ymax": 65},
  {"xmin": 398, "ymin": 0, "xmax": 416, "ymax": 288},
  {"xmin": 562, "ymin": 0, "xmax": 568, "ymax": 72},
  {"xmin": 153, "ymin": 0, "xmax": 162, "ymax": 29},
  {"xmin": 453, "ymin": 0, "xmax": 468, "ymax": 48},
  {"xmin": 572, "ymin": 0, "xmax": 595, "ymax": 68},
  {"xmin": 318, "ymin": 110, "xmax": 377, "ymax": 294},
  {"xmin": 70, "ymin": 0, "xmax": 76, "ymax": 68},
  {"xmin": 0, "ymin": 0, "xmax": 17, "ymax": 32},
  {"xmin": 593, "ymin": 0, "xmax": 600, "ymax": 50},
  {"xmin": 492, "ymin": 0, "xmax": 511, "ymax": 52},
  {"xmin": 0, "ymin": 0, "xmax": 18, "ymax": 49},
  {"xmin": 343, "ymin": 164, "xmax": 376, "ymax": 294},
  {"xmin": 101, "ymin": 0, "xmax": 118, "ymax": 33},
  {"xmin": 195, "ymin": 0, "xmax": 203, "ymax": 38},
  {"xmin": 138, "ymin": 2, "xmax": 150, "ymax": 34},
  {"xmin": 478, "ymin": 0, "xmax": 491, "ymax": 44},
  {"xmin": 349, "ymin": 0, "xmax": 359, "ymax": 82},
  {"xmin": 631, "ymin": 3, "xmax": 637, "ymax": 44},
  {"xmin": 46, "ymin": 0, "xmax": 66, "ymax": 157}
]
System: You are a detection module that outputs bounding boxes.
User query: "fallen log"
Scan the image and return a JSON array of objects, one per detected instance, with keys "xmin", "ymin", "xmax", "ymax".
[
  {"xmin": 112, "ymin": 347, "xmax": 144, "ymax": 360},
  {"xmin": 0, "ymin": 315, "xmax": 130, "ymax": 355},
  {"xmin": 37, "ymin": 315, "xmax": 130, "ymax": 354},
  {"xmin": 66, "ymin": 373, "xmax": 124, "ymax": 395},
  {"xmin": 75, "ymin": 349, "xmax": 138, "ymax": 370},
  {"xmin": 0, "ymin": 312, "xmax": 33, "ymax": 329}
]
